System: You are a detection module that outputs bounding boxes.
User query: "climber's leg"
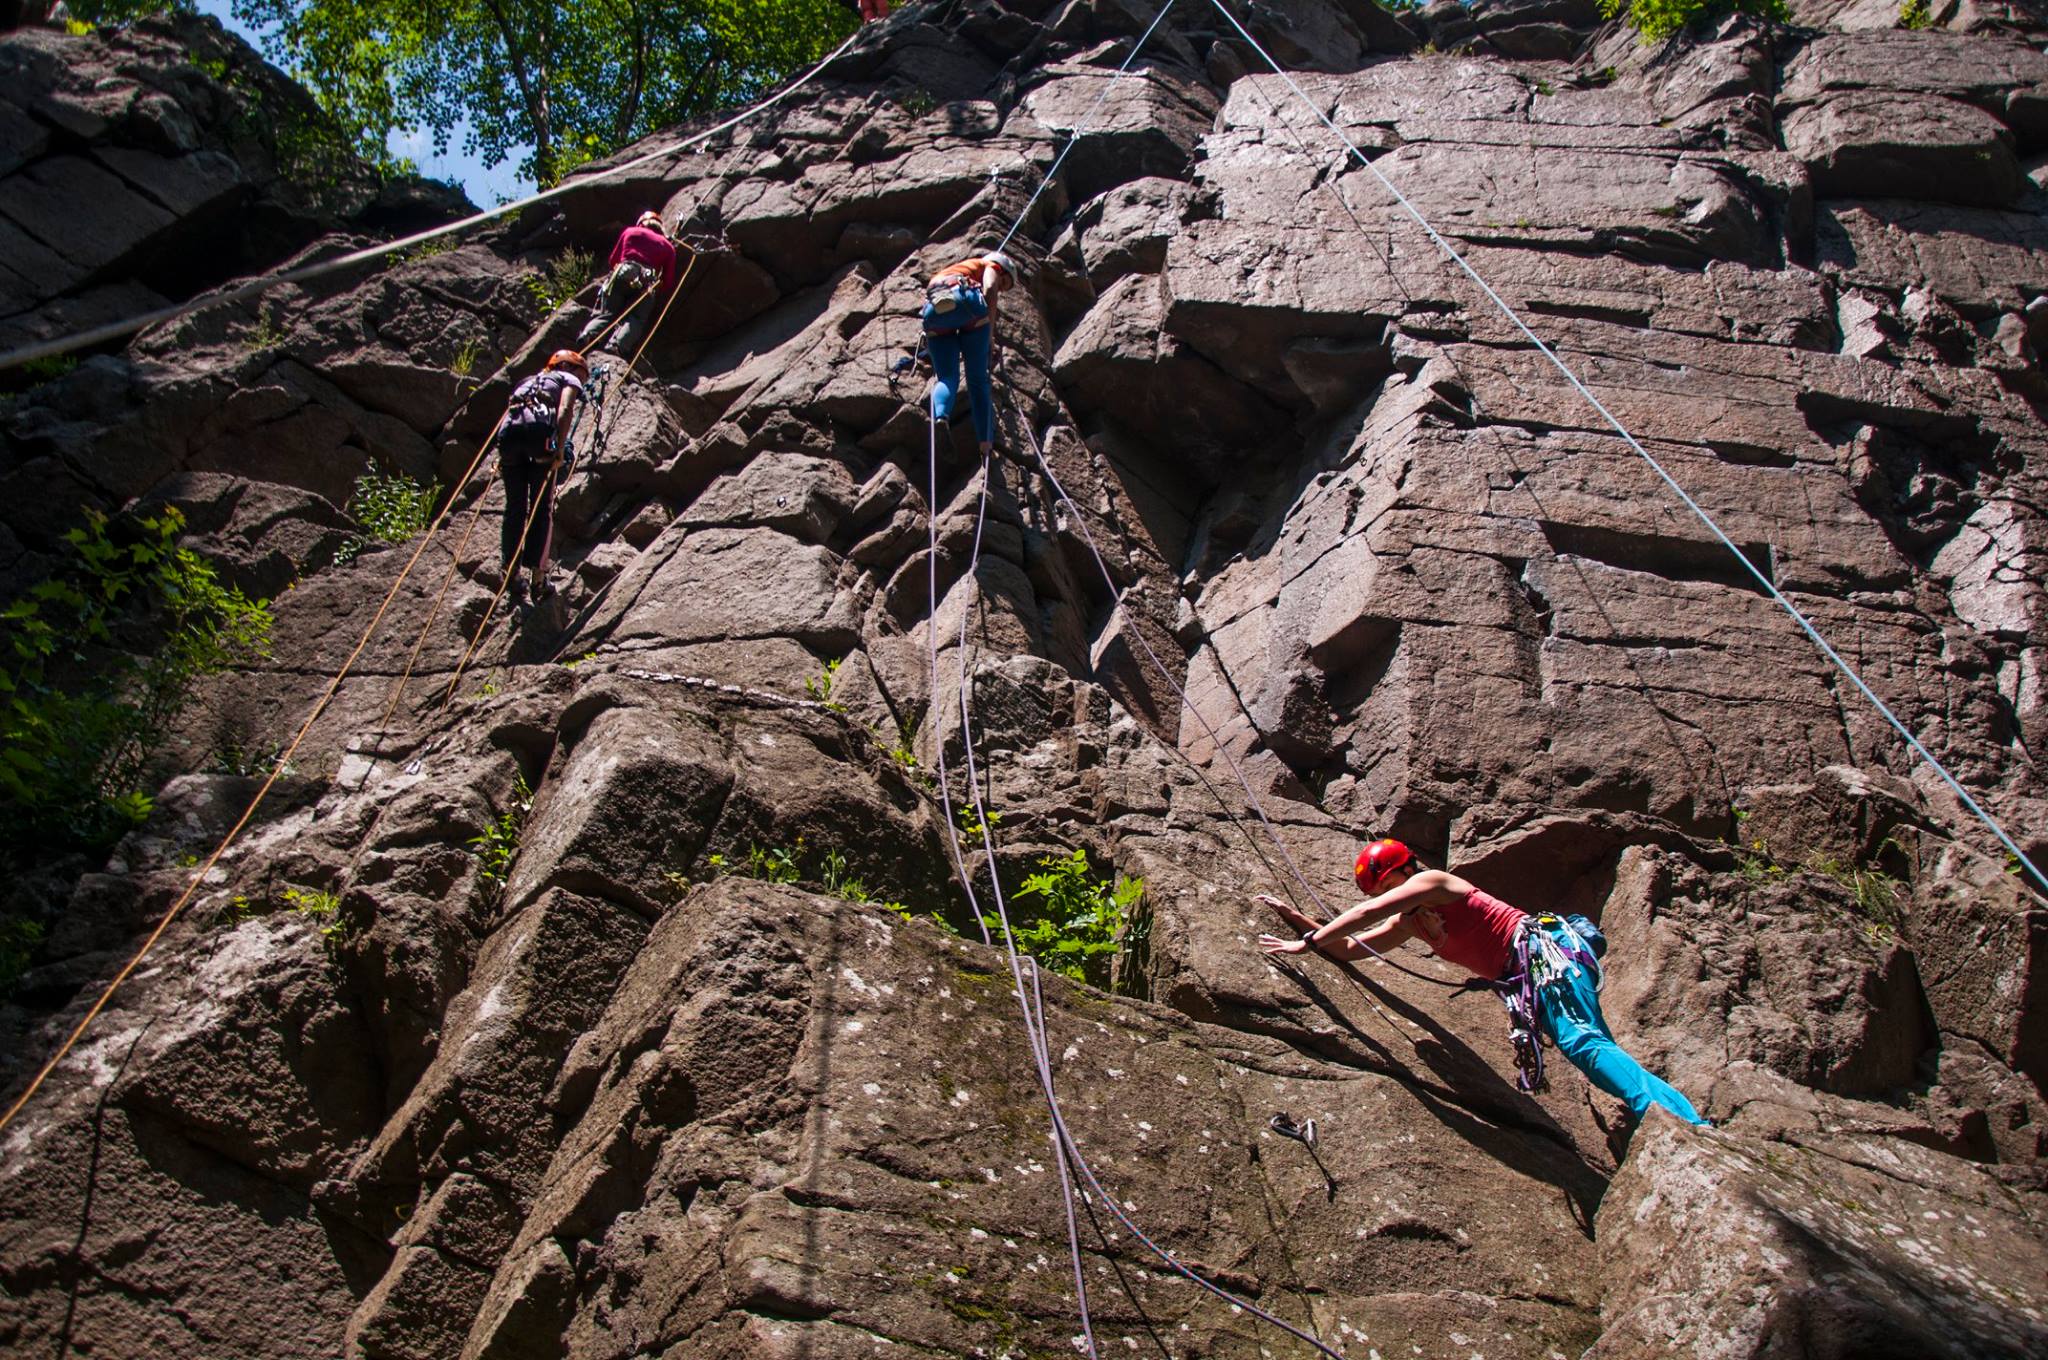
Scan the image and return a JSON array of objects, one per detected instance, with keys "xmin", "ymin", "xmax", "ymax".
[
  {"xmin": 928, "ymin": 329, "xmax": 965, "ymax": 423},
  {"xmin": 1537, "ymin": 957, "xmax": 1706, "ymax": 1125},
  {"xmin": 959, "ymin": 322, "xmax": 993, "ymax": 449}
]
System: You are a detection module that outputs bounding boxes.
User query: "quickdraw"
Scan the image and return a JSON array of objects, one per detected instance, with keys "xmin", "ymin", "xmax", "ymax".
[{"xmin": 1460, "ymin": 913, "xmax": 1605, "ymax": 1094}]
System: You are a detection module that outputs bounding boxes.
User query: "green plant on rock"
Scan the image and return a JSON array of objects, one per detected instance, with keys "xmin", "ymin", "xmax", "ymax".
[
  {"xmin": 988, "ymin": 848, "xmax": 1142, "ymax": 991},
  {"xmin": 1598, "ymin": 0, "xmax": 1787, "ymax": 42},
  {"xmin": 746, "ymin": 841, "xmax": 803, "ymax": 885},
  {"xmin": 337, "ymin": 468, "xmax": 436, "ymax": 564},
  {"xmin": 245, "ymin": 309, "xmax": 288, "ymax": 352},
  {"xmin": 214, "ymin": 892, "xmax": 262, "ymax": 928},
  {"xmin": 958, "ymin": 805, "xmax": 1001, "ymax": 846},
  {"xmin": 523, "ymin": 247, "xmax": 594, "ymax": 313},
  {"xmin": 1807, "ymin": 837, "xmax": 1908, "ymax": 928},
  {"xmin": 450, "ymin": 336, "xmax": 483, "ymax": 380},
  {"xmin": 0, "ymin": 507, "xmax": 272, "ymax": 863},
  {"xmin": 805, "ymin": 656, "xmax": 846, "ymax": 711},
  {"xmin": 284, "ymin": 885, "xmax": 351, "ymax": 949},
  {"xmin": 1899, "ymin": 0, "xmax": 1933, "ymax": 27},
  {"xmin": 470, "ymin": 775, "xmax": 532, "ymax": 900},
  {"xmin": 15, "ymin": 354, "xmax": 78, "ymax": 386}
]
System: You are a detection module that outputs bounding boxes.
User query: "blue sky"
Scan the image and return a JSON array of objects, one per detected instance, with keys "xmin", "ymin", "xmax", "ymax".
[{"xmin": 194, "ymin": 0, "xmax": 534, "ymax": 206}]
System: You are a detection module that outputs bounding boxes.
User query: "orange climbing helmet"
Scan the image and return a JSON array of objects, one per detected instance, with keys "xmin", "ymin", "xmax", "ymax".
[
  {"xmin": 637, "ymin": 210, "xmax": 663, "ymax": 230},
  {"xmin": 1354, "ymin": 838, "xmax": 1414, "ymax": 894},
  {"xmin": 544, "ymin": 349, "xmax": 590, "ymax": 378}
]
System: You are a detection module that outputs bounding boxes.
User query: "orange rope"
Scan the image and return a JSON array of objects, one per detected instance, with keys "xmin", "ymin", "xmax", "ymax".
[
  {"xmin": 574, "ymin": 270, "xmax": 657, "ymax": 359},
  {"xmin": 353, "ymin": 471, "xmax": 499, "ymax": 788},
  {"xmin": 0, "ymin": 416, "xmax": 507, "ymax": 1140}
]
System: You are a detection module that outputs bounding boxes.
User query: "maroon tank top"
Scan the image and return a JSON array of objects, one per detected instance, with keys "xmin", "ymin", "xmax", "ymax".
[{"xmin": 1410, "ymin": 886, "xmax": 1527, "ymax": 979}]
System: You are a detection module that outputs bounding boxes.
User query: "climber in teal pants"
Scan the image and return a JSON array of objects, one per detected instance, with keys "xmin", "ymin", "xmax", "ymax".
[
  {"xmin": 1531, "ymin": 918, "xmax": 1704, "ymax": 1124},
  {"xmin": 1254, "ymin": 838, "xmax": 1708, "ymax": 1127}
]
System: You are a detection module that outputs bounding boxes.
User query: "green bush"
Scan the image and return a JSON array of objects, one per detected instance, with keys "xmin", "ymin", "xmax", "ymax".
[
  {"xmin": 523, "ymin": 247, "xmax": 595, "ymax": 313},
  {"xmin": 991, "ymin": 848, "xmax": 1142, "ymax": 991},
  {"xmin": 337, "ymin": 468, "xmax": 436, "ymax": 564},
  {"xmin": 1899, "ymin": 0, "xmax": 1933, "ymax": 27},
  {"xmin": 1598, "ymin": 0, "xmax": 1787, "ymax": 41},
  {"xmin": 0, "ymin": 508, "xmax": 271, "ymax": 862}
]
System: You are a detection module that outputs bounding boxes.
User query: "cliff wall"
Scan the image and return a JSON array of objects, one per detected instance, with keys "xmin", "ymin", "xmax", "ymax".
[{"xmin": 2, "ymin": 2, "xmax": 2045, "ymax": 1357}]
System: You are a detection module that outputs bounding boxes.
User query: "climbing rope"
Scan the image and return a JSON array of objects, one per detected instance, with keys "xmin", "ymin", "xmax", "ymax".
[
  {"xmin": 0, "ymin": 28, "xmax": 869, "ymax": 373},
  {"xmin": 574, "ymin": 273, "xmax": 660, "ymax": 360},
  {"xmin": 907, "ymin": 6, "xmax": 1364, "ymax": 1350},
  {"xmin": 1018, "ymin": 421, "xmax": 1466, "ymax": 999},
  {"xmin": 0, "ymin": 415, "xmax": 509, "ymax": 1140},
  {"xmin": 354, "ymin": 472, "xmax": 500, "ymax": 788},
  {"xmin": 440, "ymin": 458, "xmax": 560, "ymax": 708},
  {"xmin": 926, "ymin": 406, "xmax": 1346, "ymax": 1358},
  {"xmin": 1201, "ymin": 0, "xmax": 2046, "ymax": 898}
]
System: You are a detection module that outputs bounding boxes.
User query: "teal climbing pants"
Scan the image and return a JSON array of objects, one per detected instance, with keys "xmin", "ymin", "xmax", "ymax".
[{"xmin": 1535, "ymin": 936, "xmax": 1706, "ymax": 1126}]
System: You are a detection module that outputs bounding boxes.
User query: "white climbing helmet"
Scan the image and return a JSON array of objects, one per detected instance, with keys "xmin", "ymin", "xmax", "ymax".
[{"xmin": 984, "ymin": 248, "xmax": 1020, "ymax": 282}]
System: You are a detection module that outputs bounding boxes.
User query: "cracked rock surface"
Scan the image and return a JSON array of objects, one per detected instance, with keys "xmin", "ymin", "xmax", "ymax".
[{"xmin": 2, "ymin": 3, "xmax": 2046, "ymax": 1358}]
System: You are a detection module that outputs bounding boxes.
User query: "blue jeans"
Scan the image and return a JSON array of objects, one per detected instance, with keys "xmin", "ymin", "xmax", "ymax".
[
  {"xmin": 1535, "ymin": 933, "xmax": 1706, "ymax": 1125},
  {"xmin": 928, "ymin": 323, "xmax": 993, "ymax": 445}
]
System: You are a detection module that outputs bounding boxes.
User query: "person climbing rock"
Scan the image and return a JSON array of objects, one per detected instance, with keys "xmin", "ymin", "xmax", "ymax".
[
  {"xmin": 494, "ymin": 349, "xmax": 588, "ymax": 606},
  {"xmin": 837, "ymin": 0, "xmax": 890, "ymax": 22},
  {"xmin": 920, "ymin": 248, "xmax": 1019, "ymax": 460},
  {"xmin": 577, "ymin": 211, "xmax": 679, "ymax": 353},
  {"xmin": 1255, "ymin": 839, "xmax": 1708, "ymax": 1127}
]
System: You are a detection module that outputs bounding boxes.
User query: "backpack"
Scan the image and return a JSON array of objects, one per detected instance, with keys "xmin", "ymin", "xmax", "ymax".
[{"xmin": 503, "ymin": 370, "xmax": 581, "ymax": 432}]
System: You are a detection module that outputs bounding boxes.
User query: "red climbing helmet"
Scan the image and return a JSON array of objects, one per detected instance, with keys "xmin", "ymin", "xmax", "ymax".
[
  {"xmin": 544, "ymin": 349, "xmax": 590, "ymax": 378},
  {"xmin": 1354, "ymin": 838, "xmax": 1414, "ymax": 894}
]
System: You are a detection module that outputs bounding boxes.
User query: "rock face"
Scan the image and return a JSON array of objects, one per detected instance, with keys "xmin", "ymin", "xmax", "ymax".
[{"xmin": 3, "ymin": 4, "xmax": 2047, "ymax": 1359}]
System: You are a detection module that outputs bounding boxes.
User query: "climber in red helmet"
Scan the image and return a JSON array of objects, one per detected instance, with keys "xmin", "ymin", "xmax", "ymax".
[
  {"xmin": 491, "ymin": 349, "xmax": 588, "ymax": 606},
  {"xmin": 576, "ymin": 210, "xmax": 680, "ymax": 354},
  {"xmin": 1256, "ymin": 839, "xmax": 1707, "ymax": 1126}
]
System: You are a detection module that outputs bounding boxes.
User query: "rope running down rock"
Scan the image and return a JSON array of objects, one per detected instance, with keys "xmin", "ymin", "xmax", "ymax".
[
  {"xmin": 1201, "ymin": 0, "xmax": 2048, "ymax": 899},
  {"xmin": 0, "ymin": 414, "xmax": 510, "ymax": 1140}
]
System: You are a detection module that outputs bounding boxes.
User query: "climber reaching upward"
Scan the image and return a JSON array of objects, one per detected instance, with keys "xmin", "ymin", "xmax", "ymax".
[
  {"xmin": 921, "ymin": 248, "xmax": 1019, "ymax": 460},
  {"xmin": 577, "ymin": 211, "xmax": 680, "ymax": 353},
  {"xmin": 493, "ymin": 349, "xmax": 588, "ymax": 607},
  {"xmin": 1256, "ymin": 840, "xmax": 1707, "ymax": 1127}
]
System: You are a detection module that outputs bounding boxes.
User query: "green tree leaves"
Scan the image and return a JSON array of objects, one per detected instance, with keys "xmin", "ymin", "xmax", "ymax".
[
  {"xmin": 229, "ymin": 0, "xmax": 857, "ymax": 186},
  {"xmin": 0, "ymin": 508, "xmax": 272, "ymax": 863}
]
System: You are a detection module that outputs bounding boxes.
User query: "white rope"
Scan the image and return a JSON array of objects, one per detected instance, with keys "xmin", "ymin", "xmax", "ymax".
[
  {"xmin": 1203, "ymin": 0, "xmax": 2047, "ymax": 897},
  {"xmin": 0, "ymin": 27, "xmax": 867, "ymax": 373},
  {"xmin": 994, "ymin": 0, "xmax": 1180, "ymax": 255}
]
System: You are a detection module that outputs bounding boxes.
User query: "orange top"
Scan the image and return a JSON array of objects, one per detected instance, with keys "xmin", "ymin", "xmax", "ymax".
[{"xmin": 931, "ymin": 257, "xmax": 1005, "ymax": 288}]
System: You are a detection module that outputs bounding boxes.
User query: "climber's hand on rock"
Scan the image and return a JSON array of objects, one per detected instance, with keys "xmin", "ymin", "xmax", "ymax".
[
  {"xmin": 1255, "ymin": 892, "xmax": 1315, "ymax": 932},
  {"xmin": 1258, "ymin": 933, "xmax": 1309, "ymax": 956}
]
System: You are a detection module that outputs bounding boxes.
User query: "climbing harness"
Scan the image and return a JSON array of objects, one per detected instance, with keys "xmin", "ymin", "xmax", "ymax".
[{"xmin": 1453, "ymin": 913, "xmax": 1606, "ymax": 1094}]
